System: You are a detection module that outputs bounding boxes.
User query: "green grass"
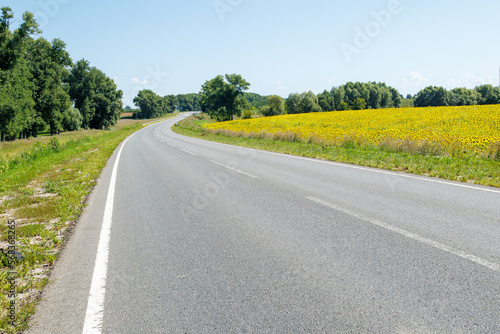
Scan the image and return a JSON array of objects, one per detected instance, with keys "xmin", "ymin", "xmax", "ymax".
[
  {"xmin": 172, "ymin": 114, "xmax": 500, "ymax": 188},
  {"xmin": 0, "ymin": 114, "xmax": 175, "ymax": 333}
]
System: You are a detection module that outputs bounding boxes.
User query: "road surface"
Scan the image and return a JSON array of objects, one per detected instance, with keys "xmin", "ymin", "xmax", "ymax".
[{"xmin": 28, "ymin": 113, "xmax": 500, "ymax": 333}]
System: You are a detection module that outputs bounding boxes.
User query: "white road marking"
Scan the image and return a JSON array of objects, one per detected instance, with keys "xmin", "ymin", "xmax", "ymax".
[
  {"xmin": 167, "ymin": 124, "xmax": 500, "ymax": 195},
  {"xmin": 82, "ymin": 133, "xmax": 136, "ymax": 334},
  {"xmin": 210, "ymin": 160, "xmax": 257, "ymax": 179},
  {"xmin": 179, "ymin": 148, "xmax": 198, "ymax": 156},
  {"xmin": 167, "ymin": 143, "xmax": 176, "ymax": 147},
  {"xmin": 308, "ymin": 196, "xmax": 500, "ymax": 273}
]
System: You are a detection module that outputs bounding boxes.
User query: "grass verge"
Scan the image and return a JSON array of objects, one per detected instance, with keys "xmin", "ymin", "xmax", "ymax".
[
  {"xmin": 172, "ymin": 114, "xmax": 500, "ymax": 188},
  {"xmin": 0, "ymin": 114, "xmax": 174, "ymax": 333}
]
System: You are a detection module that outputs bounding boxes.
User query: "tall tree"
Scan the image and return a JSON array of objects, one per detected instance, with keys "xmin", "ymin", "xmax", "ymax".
[
  {"xmin": 133, "ymin": 89, "xmax": 164, "ymax": 118},
  {"xmin": 200, "ymin": 74, "xmax": 250, "ymax": 121},
  {"xmin": 285, "ymin": 93, "xmax": 301, "ymax": 114},
  {"xmin": 414, "ymin": 86, "xmax": 449, "ymax": 107},
  {"xmin": 66, "ymin": 59, "xmax": 93, "ymax": 129},
  {"xmin": 317, "ymin": 90, "xmax": 334, "ymax": 112},
  {"xmin": 352, "ymin": 97, "xmax": 367, "ymax": 110},
  {"xmin": 28, "ymin": 37, "xmax": 72, "ymax": 135},
  {"xmin": 262, "ymin": 95, "xmax": 285, "ymax": 116},
  {"xmin": 164, "ymin": 95, "xmax": 178, "ymax": 113},
  {"xmin": 67, "ymin": 59, "xmax": 123, "ymax": 129},
  {"xmin": 89, "ymin": 69, "xmax": 123, "ymax": 129},
  {"xmin": 0, "ymin": 8, "xmax": 38, "ymax": 141},
  {"xmin": 475, "ymin": 85, "xmax": 500, "ymax": 105},
  {"xmin": 448, "ymin": 87, "xmax": 480, "ymax": 106},
  {"xmin": 300, "ymin": 91, "xmax": 322, "ymax": 113}
]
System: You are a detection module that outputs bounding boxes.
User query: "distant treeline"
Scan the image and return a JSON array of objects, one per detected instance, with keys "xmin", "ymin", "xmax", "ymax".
[
  {"xmin": 267, "ymin": 82, "xmax": 500, "ymax": 116},
  {"xmin": 135, "ymin": 79, "xmax": 500, "ymax": 121},
  {"xmin": 0, "ymin": 7, "xmax": 123, "ymax": 141},
  {"xmin": 285, "ymin": 82, "xmax": 402, "ymax": 114},
  {"xmin": 132, "ymin": 90, "xmax": 178, "ymax": 119},
  {"xmin": 132, "ymin": 90, "xmax": 270, "ymax": 119},
  {"xmin": 413, "ymin": 85, "xmax": 500, "ymax": 107}
]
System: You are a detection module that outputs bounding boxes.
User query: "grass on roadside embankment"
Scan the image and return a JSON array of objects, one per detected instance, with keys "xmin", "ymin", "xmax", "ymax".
[
  {"xmin": 0, "ymin": 114, "xmax": 174, "ymax": 333},
  {"xmin": 172, "ymin": 114, "xmax": 500, "ymax": 188}
]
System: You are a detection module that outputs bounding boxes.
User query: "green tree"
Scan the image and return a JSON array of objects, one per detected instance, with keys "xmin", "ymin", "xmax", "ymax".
[
  {"xmin": 367, "ymin": 84, "xmax": 381, "ymax": 109},
  {"xmin": 67, "ymin": 60, "xmax": 123, "ymax": 129},
  {"xmin": 164, "ymin": 95, "xmax": 178, "ymax": 113},
  {"xmin": 28, "ymin": 38, "xmax": 72, "ymax": 135},
  {"xmin": 133, "ymin": 89, "xmax": 163, "ymax": 119},
  {"xmin": 389, "ymin": 87, "xmax": 402, "ymax": 108},
  {"xmin": 329, "ymin": 82, "xmax": 402, "ymax": 111},
  {"xmin": 379, "ymin": 88, "xmax": 392, "ymax": 108},
  {"xmin": 176, "ymin": 93, "xmax": 202, "ymax": 111},
  {"xmin": 241, "ymin": 110, "xmax": 253, "ymax": 119},
  {"xmin": 0, "ymin": 8, "xmax": 38, "ymax": 141},
  {"xmin": 331, "ymin": 86, "xmax": 346, "ymax": 110},
  {"xmin": 89, "ymin": 69, "xmax": 123, "ymax": 129},
  {"xmin": 448, "ymin": 87, "xmax": 480, "ymax": 106},
  {"xmin": 317, "ymin": 90, "xmax": 334, "ymax": 112},
  {"xmin": 243, "ymin": 92, "xmax": 268, "ymax": 109},
  {"xmin": 263, "ymin": 95, "xmax": 285, "ymax": 116},
  {"xmin": 200, "ymin": 74, "xmax": 250, "ymax": 121},
  {"xmin": 300, "ymin": 91, "xmax": 322, "ymax": 113},
  {"xmin": 66, "ymin": 59, "xmax": 93, "ymax": 128},
  {"xmin": 337, "ymin": 101, "xmax": 351, "ymax": 111},
  {"xmin": 475, "ymin": 85, "xmax": 500, "ymax": 105},
  {"xmin": 62, "ymin": 106, "xmax": 82, "ymax": 131},
  {"xmin": 285, "ymin": 93, "xmax": 301, "ymax": 114},
  {"xmin": 414, "ymin": 86, "xmax": 449, "ymax": 107},
  {"xmin": 352, "ymin": 97, "xmax": 367, "ymax": 110}
]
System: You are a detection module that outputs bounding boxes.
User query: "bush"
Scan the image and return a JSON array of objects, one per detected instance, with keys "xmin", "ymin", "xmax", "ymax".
[
  {"xmin": 260, "ymin": 106, "xmax": 272, "ymax": 117},
  {"xmin": 49, "ymin": 138, "xmax": 61, "ymax": 152},
  {"xmin": 337, "ymin": 102, "xmax": 351, "ymax": 111},
  {"xmin": 488, "ymin": 141, "xmax": 500, "ymax": 161},
  {"xmin": 62, "ymin": 107, "xmax": 83, "ymax": 131},
  {"xmin": 241, "ymin": 110, "xmax": 253, "ymax": 119}
]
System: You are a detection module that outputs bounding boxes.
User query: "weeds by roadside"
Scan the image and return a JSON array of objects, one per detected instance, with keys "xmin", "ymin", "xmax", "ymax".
[{"xmin": 0, "ymin": 115, "xmax": 168, "ymax": 333}]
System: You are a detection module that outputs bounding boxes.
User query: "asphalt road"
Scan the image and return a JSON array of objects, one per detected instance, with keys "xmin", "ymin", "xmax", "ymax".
[{"xmin": 28, "ymin": 113, "xmax": 500, "ymax": 333}]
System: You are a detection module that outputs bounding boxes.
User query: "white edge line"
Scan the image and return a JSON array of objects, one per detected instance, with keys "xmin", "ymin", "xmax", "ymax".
[
  {"xmin": 209, "ymin": 160, "xmax": 257, "ymax": 179},
  {"xmin": 179, "ymin": 148, "xmax": 198, "ymax": 156},
  {"xmin": 307, "ymin": 196, "xmax": 500, "ymax": 273},
  {"xmin": 166, "ymin": 123, "xmax": 500, "ymax": 195},
  {"xmin": 82, "ymin": 132, "xmax": 138, "ymax": 334}
]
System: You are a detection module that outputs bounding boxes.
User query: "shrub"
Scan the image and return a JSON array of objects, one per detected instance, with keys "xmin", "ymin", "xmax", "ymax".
[{"xmin": 241, "ymin": 110, "xmax": 253, "ymax": 119}]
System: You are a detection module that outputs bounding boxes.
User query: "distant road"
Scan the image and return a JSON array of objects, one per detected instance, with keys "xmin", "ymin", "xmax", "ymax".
[{"xmin": 28, "ymin": 113, "xmax": 500, "ymax": 333}]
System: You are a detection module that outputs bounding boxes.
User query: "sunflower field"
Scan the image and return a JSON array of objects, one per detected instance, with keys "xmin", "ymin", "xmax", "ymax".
[{"xmin": 203, "ymin": 105, "xmax": 500, "ymax": 155}]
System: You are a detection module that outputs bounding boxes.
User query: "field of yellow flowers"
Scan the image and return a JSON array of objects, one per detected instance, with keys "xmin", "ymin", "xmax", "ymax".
[{"xmin": 204, "ymin": 105, "xmax": 500, "ymax": 154}]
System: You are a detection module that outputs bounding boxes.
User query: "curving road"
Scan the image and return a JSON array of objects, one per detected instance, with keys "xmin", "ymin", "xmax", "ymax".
[{"xmin": 28, "ymin": 113, "xmax": 500, "ymax": 333}]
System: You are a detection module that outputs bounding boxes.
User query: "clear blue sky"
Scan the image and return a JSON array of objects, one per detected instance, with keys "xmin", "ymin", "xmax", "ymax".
[{"xmin": 4, "ymin": 0, "xmax": 500, "ymax": 107}]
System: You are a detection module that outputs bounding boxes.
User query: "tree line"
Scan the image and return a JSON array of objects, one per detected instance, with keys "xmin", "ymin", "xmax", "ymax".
[
  {"xmin": 262, "ymin": 82, "xmax": 402, "ymax": 116},
  {"xmin": 130, "ymin": 91, "xmax": 266, "ymax": 116},
  {"xmin": 132, "ymin": 87, "xmax": 271, "ymax": 121},
  {"xmin": 139, "ymin": 73, "xmax": 500, "ymax": 123},
  {"xmin": 0, "ymin": 7, "xmax": 123, "ymax": 141},
  {"xmin": 132, "ymin": 90, "xmax": 178, "ymax": 119},
  {"xmin": 132, "ymin": 91, "xmax": 204, "ymax": 117},
  {"xmin": 195, "ymin": 77, "xmax": 405, "ymax": 120},
  {"xmin": 414, "ymin": 85, "xmax": 500, "ymax": 107}
]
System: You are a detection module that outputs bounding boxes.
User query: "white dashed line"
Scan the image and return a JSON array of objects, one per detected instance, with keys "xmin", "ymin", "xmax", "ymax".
[
  {"xmin": 179, "ymin": 148, "xmax": 198, "ymax": 156},
  {"xmin": 308, "ymin": 196, "xmax": 500, "ymax": 273},
  {"xmin": 210, "ymin": 160, "xmax": 257, "ymax": 179}
]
